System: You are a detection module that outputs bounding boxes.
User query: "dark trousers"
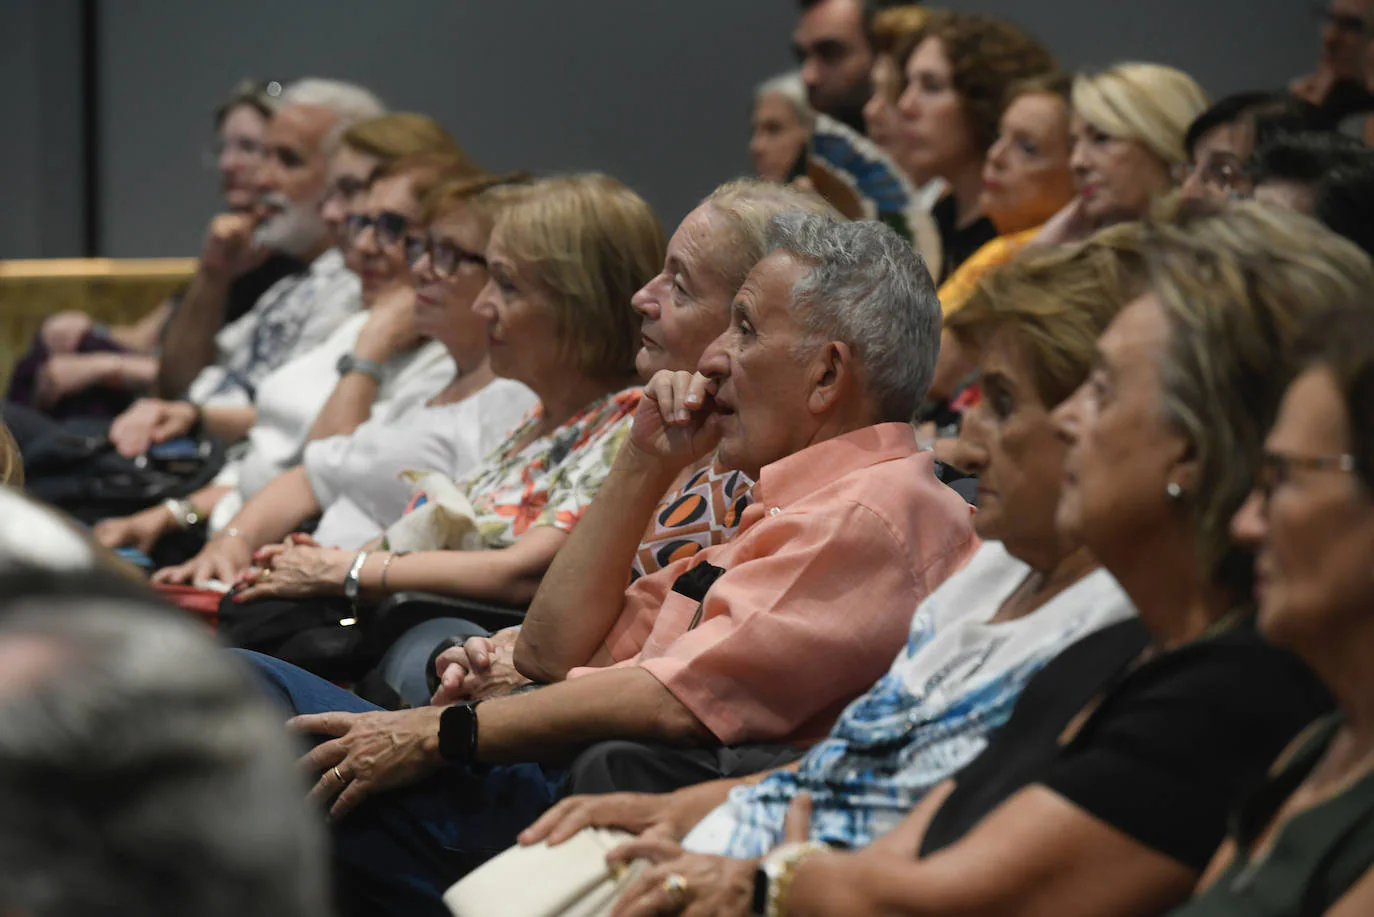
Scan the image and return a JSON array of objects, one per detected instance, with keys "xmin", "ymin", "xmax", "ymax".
[{"xmin": 566, "ymin": 739, "xmax": 806, "ymax": 796}]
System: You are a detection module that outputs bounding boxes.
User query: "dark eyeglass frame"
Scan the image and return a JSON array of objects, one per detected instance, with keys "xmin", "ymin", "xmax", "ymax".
[
  {"xmin": 345, "ymin": 210, "xmax": 410, "ymax": 249},
  {"xmin": 403, "ymin": 232, "xmax": 489, "ymax": 278},
  {"xmin": 1255, "ymin": 449, "xmax": 1357, "ymax": 504},
  {"xmin": 1311, "ymin": 3, "xmax": 1374, "ymax": 36}
]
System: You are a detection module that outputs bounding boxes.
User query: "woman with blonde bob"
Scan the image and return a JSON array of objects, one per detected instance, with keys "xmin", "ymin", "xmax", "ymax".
[
  {"xmin": 1041, "ymin": 62, "xmax": 1209, "ymax": 244},
  {"xmin": 612, "ymin": 202, "xmax": 1364, "ymax": 917},
  {"xmin": 220, "ymin": 175, "xmax": 662, "ymax": 677}
]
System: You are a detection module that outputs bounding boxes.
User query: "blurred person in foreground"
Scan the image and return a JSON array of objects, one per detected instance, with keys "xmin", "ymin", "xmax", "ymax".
[
  {"xmin": 0, "ymin": 567, "xmax": 327, "ymax": 917},
  {"xmin": 1167, "ymin": 295, "xmax": 1374, "ymax": 916}
]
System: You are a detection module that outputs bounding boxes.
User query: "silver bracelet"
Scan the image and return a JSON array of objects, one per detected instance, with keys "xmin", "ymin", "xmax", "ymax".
[
  {"xmin": 162, "ymin": 498, "xmax": 203, "ymax": 531},
  {"xmin": 343, "ymin": 550, "xmax": 370, "ymax": 608}
]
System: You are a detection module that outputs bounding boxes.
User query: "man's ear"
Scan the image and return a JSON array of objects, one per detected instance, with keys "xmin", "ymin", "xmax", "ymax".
[{"xmin": 807, "ymin": 340, "xmax": 852, "ymax": 416}]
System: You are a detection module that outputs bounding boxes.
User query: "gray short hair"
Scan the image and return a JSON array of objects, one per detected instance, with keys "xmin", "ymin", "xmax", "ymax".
[
  {"xmin": 0, "ymin": 575, "xmax": 326, "ymax": 917},
  {"xmin": 754, "ymin": 71, "xmax": 814, "ymax": 127},
  {"xmin": 279, "ymin": 77, "xmax": 386, "ymax": 151},
  {"xmin": 766, "ymin": 212, "xmax": 940, "ymax": 421}
]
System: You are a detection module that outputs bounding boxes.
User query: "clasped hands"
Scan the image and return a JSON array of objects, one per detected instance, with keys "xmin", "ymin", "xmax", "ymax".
[{"xmin": 228, "ymin": 533, "xmax": 355, "ymax": 603}]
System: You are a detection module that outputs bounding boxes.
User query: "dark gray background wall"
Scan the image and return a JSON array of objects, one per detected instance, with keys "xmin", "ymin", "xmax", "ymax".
[{"xmin": 0, "ymin": 0, "xmax": 1319, "ymax": 259}]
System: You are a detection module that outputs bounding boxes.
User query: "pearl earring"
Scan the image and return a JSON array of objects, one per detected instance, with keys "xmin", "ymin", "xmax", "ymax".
[{"xmin": 1166, "ymin": 482, "xmax": 1184, "ymax": 501}]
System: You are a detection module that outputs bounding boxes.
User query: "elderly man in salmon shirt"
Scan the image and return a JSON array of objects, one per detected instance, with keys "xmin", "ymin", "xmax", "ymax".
[{"xmin": 243, "ymin": 211, "xmax": 978, "ymax": 916}]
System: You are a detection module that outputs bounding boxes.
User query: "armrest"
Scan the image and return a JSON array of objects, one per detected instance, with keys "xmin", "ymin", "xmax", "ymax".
[{"xmin": 368, "ymin": 591, "xmax": 528, "ymax": 646}]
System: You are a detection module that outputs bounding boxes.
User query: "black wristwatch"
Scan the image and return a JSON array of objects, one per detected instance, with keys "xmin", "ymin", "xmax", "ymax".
[{"xmin": 438, "ymin": 701, "xmax": 481, "ymax": 765}]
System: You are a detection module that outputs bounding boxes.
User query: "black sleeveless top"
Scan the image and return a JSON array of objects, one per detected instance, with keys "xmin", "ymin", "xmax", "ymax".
[{"xmin": 1170, "ymin": 713, "xmax": 1374, "ymax": 916}]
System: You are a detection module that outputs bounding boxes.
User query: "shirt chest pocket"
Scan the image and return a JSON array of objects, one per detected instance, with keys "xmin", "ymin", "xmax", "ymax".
[{"xmin": 642, "ymin": 562, "xmax": 726, "ymax": 657}]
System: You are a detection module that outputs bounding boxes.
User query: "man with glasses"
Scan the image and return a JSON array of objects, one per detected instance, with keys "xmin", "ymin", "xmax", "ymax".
[
  {"xmin": 7, "ymin": 80, "xmax": 301, "ymax": 421},
  {"xmin": 1291, "ymin": 0, "xmax": 1374, "ymax": 129},
  {"xmin": 1176, "ymin": 92, "xmax": 1322, "ymax": 205},
  {"xmin": 105, "ymin": 78, "xmax": 385, "ymax": 464}
]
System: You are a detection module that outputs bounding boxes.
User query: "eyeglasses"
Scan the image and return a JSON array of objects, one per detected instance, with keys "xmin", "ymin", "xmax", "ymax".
[
  {"xmin": 403, "ymin": 232, "xmax": 488, "ymax": 277},
  {"xmin": 1311, "ymin": 3, "xmax": 1374, "ymax": 36},
  {"xmin": 1175, "ymin": 157, "xmax": 1251, "ymax": 196},
  {"xmin": 1255, "ymin": 448, "xmax": 1357, "ymax": 504},
  {"xmin": 345, "ymin": 210, "xmax": 409, "ymax": 249}
]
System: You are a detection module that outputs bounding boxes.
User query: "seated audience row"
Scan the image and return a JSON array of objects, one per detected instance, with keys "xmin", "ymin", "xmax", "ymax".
[{"xmin": 7, "ymin": 3, "xmax": 1374, "ymax": 915}]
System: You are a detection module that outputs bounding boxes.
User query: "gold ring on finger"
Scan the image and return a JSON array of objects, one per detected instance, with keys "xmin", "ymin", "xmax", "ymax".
[
  {"xmin": 332, "ymin": 765, "xmax": 346, "ymax": 785},
  {"xmin": 662, "ymin": 873, "xmax": 688, "ymax": 897}
]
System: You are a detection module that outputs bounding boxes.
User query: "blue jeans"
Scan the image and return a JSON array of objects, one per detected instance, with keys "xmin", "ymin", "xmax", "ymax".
[
  {"xmin": 375, "ymin": 617, "xmax": 491, "ymax": 709},
  {"xmin": 243, "ymin": 651, "xmax": 567, "ymax": 917}
]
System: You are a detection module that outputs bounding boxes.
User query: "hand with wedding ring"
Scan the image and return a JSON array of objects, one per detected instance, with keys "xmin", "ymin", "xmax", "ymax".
[
  {"xmin": 607, "ymin": 793, "xmax": 816, "ymax": 917},
  {"xmin": 290, "ymin": 706, "xmax": 447, "ymax": 820},
  {"xmin": 608, "ymin": 839, "xmax": 754, "ymax": 917}
]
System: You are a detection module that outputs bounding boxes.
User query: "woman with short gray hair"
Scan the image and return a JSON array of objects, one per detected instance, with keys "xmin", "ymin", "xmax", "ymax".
[{"xmin": 750, "ymin": 72, "xmax": 814, "ymax": 184}]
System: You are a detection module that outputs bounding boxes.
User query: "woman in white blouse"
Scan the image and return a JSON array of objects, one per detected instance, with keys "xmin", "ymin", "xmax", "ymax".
[{"xmin": 154, "ymin": 175, "xmax": 536, "ymax": 587}]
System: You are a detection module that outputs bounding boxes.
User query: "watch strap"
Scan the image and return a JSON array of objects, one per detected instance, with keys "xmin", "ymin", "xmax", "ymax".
[
  {"xmin": 343, "ymin": 550, "xmax": 370, "ymax": 605},
  {"xmin": 438, "ymin": 702, "xmax": 481, "ymax": 765}
]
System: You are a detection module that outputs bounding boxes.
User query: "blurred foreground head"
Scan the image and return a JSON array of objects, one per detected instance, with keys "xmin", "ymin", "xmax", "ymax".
[{"xmin": 0, "ymin": 566, "xmax": 326, "ymax": 917}]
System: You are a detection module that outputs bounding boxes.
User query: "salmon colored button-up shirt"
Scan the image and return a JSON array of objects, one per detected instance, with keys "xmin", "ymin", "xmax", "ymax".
[{"xmin": 567, "ymin": 422, "xmax": 979, "ymax": 746}]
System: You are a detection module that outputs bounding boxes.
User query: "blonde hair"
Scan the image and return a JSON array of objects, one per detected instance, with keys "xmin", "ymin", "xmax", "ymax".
[
  {"xmin": 1141, "ymin": 200, "xmax": 1374, "ymax": 592},
  {"xmin": 1072, "ymin": 63, "xmax": 1209, "ymax": 167},
  {"xmin": 948, "ymin": 222, "xmax": 1150, "ymax": 406},
  {"xmin": 340, "ymin": 113, "xmax": 471, "ymax": 166},
  {"xmin": 701, "ymin": 179, "xmax": 842, "ymax": 293},
  {"xmin": 491, "ymin": 174, "xmax": 665, "ymax": 378},
  {"xmin": 0, "ymin": 422, "xmax": 21, "ymax": 489}
]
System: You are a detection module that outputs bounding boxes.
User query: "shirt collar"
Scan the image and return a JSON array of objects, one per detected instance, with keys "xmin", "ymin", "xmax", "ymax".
[{"xmin": 751, "ymin": 422, "xmax": 921, "ymax": 510}]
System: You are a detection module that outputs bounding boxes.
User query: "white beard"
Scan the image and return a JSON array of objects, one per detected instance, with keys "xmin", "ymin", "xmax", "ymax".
[{"xmin": 254, "ymin": 198, "xmax": 327, "ymax": 257}]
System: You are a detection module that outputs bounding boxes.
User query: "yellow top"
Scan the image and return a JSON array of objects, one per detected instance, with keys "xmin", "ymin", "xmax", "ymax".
[{"xmin": 936, "ymin": 226, "xmax": 1042, "ymax": 317}]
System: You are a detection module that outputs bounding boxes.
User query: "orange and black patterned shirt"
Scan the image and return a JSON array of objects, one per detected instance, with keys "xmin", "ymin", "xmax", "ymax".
[{"xmin": 629, "ymin": 460, "xmax": 754, "ymax": 581}]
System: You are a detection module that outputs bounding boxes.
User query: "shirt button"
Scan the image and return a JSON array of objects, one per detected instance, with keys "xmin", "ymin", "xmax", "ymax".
[{"xmin": 769, "ymin": 506, "xmax": 781, "ymax": 516}]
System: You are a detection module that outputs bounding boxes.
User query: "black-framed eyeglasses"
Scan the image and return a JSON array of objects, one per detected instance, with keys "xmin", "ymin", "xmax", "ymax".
[
  {"xmin": 1255, "ymin": 449, "xmax": 1357, "ymax": 504},
  {"xmin": 1311, "ymin": 3, "xmax": 1374, "ymax": 36},
  {"xmin": 403, "ymin": 232, "xmax": 488, "ymax": 277},
  {"xmin": 345, "ymin": 210, "xmax": 409, "ymax": 249}
]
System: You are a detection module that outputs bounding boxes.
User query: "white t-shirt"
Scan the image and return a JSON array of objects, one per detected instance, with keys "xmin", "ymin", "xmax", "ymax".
[
  {"xmin": 682, "ymin": 540, "xmax": 1135, "ymax": 858},
  {"xmin": 187, "ymin": 248, "xmax": 362, "ymax": 408},
  {"xmin": 207, "ymin": 312, "xmax": 456, "ymax": 529},
  {"xmin": 306, "ymin": 378, "xmax": 537, "ymax": 549}
]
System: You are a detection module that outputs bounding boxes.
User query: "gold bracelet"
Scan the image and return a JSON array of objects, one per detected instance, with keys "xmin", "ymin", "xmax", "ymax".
[
  {"xmin": 766, "ymin": 841, "xmax": 828, "ymax": 917},
  {"xmin": 379, "ymin": 552, "xmax": 400, "ymax": 593}
]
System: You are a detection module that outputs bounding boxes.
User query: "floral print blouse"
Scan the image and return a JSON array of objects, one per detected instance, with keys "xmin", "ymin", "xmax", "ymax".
[{"xmin": 398, "ymin": 387, "xmax": 641, "ymax": 550}]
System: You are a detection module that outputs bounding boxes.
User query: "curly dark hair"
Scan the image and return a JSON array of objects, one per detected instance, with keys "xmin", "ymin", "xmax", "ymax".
[{"xmin": 907, "ymin": 10, "xmax": 1058, "ymax": 153}]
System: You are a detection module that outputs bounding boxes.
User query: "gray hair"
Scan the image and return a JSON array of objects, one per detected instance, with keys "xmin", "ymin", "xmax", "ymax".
[
  {"xmin": 0, "ymin": 576, "xmax": 326, "ymax": 917},
  {"xmin": 766, "ymin": 212, "xmax": 940, "ymax": 422},
  {"xmin": 278, "ymin": 77, "xmax": 386, "ymax": 152},
  {"xmin": 754, "ymin": 71, "xmax": 814, "ymax": 128},
  {"xmin": 702, "ymin": 179, "xmax": 841, "ymax": 293}
]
